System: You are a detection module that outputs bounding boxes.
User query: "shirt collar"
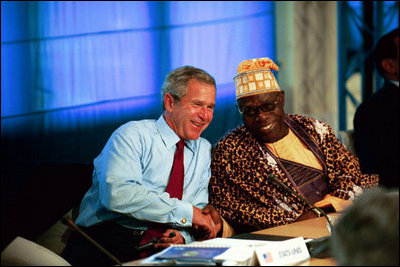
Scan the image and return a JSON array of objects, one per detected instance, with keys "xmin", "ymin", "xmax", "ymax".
[
  {"xmin": 156, "ymin": 115, "xmax": 195, "ymax": 152},
  {"xmin": 388, "ymin": 79, "xmax": 399, "ymax": 87}
]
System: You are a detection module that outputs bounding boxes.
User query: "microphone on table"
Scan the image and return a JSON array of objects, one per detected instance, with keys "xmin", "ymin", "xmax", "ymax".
[
  {"xmin": 61, "ymin": 215, "xmax": 122, "ymax": 266},
  {"xmin": 267, "ymin": 174, "xmax": 333, "ymax": 258}
]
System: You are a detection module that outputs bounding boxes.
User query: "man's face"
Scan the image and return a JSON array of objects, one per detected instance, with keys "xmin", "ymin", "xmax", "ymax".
[
  {"xmin": 237, "ymin": 92, "xmax": 287, "ymax": 143},
  {"xmin": 164, "ymin": 78, "xmax": 216, "ymax": 140},
  {"xmin": 383, "ymin": 35, "xmax": 399, "ymax": 81}
]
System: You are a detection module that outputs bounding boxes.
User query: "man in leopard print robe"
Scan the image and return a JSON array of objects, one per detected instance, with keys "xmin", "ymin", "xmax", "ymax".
[{"xmin": 208, "ymin": 57, "xmax": 379, "ymax": 235}]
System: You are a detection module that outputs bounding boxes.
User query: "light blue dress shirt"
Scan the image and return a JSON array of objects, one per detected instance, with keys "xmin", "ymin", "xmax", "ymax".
[{"xmin": 75, "ymin": 115, "xmax": 212, "ymax": 243}]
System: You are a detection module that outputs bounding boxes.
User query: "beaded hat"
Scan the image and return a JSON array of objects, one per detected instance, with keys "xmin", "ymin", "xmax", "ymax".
[{"xmin": 233, "ymin": 57, "xmax": 281, "ymax": 100}]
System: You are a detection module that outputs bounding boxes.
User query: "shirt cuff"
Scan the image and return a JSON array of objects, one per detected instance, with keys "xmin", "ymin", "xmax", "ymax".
[
  {"xmin": 314, "ymin": 194, "xmax": 352, "ymax": 212},
  {"xmin": 179, "ymin": 230, "xmax": 194, "ymax": 244},
  {"xmin": 221, "ymin": 217, "xmax": 236, "ymax": 237},
  {"xmin": 171, "ymin": 201, "xmax": 193, "ymax": 227}
]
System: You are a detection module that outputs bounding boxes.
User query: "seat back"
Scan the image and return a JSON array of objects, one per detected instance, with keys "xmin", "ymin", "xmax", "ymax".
[
  {"xmin": 1, "ymin": 236, "xmax": 71, "ymax": 266},
  {"xmin": 338, "ymin": 130, "xmax": 356, "ymax": 155},
  {"xmin": 2, "ymin": 162, "xmax": 93, "ymax": 252}
]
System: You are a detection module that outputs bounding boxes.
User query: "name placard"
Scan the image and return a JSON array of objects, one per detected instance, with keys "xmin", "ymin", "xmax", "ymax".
[{"xmin": 255, "ymin": 236, "xmax": 310, "ymax": 266}]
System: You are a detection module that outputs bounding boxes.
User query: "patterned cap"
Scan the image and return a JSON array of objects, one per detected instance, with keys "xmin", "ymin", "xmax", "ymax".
[{"xmin": 233, "ymin": 57, "xmax": 281, "ymax": 100}]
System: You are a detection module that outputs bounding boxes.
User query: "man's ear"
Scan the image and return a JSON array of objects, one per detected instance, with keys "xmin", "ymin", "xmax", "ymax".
[
  {"xmin": 280, "ymin": 91, "xmax": 285, "ymax": 106},
  {"xmin": 164, "ymin": 93, "xmax": 175, "ymax": 112},
  {"xmin": 382, "ymin": 58, "xmax": 397, "ymax": 74}
]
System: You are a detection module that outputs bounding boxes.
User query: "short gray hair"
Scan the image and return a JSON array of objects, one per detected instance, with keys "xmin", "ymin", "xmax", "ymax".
[
  {"xmin": 331, "ymin": 188, "xmax": 399, "ymax": 266},
  {"xmin": 161, "ymin": 66, "xmax": 216, "ymax": 111}
]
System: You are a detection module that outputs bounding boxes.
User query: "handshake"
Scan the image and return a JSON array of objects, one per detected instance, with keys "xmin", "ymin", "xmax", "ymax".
[{"xmin": 192, "ymin": 204, "xmax": 223, "ymax": 241}]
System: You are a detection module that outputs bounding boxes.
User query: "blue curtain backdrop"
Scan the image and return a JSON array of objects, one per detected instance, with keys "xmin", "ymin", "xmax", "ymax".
[{"xmin": 1, "ymin": 1, "xmax": 276, "ymax": 192}]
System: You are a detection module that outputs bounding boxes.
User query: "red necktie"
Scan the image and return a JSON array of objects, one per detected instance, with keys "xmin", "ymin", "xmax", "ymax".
[
  {"xmin": 139, "ymin": 140, "xmax": 185, "ymax": 257},
  {"xmin": 165, "ymin": 140, "xmax": 185, "ymax": 199}
]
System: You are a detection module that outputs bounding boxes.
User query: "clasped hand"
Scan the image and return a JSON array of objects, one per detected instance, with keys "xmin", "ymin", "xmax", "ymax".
[
  {"xmin": 192, "ymin": 205, "xmax": 222, "ymax": 241},
  {"xmin": 154, "ymin": 205, "xmax": 222, "ymax": 248}
]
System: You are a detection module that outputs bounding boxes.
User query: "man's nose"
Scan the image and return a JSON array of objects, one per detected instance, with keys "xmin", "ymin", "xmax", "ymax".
[
  {"xmin": 199, "ymin": 106, "xmax": 212, "ymax": 120},
  {"xmin": 255, "ymin": 108, "xmax": 270, "ymax": 120}
]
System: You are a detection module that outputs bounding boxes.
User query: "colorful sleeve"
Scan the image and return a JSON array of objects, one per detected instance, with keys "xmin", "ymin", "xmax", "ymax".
[{"xmin": 314, "ymin": 120, "xmax": 379, "ymax": 200}]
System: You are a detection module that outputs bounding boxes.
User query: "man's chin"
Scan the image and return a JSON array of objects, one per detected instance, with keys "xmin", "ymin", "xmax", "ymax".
[
  {"xmin": 254, "ymin": 132, "xmax": 275, "ymax": 143},
  {"xmin": 186, "ymin": 131, "xmax": 204, "ymax": 140},
  {"xmin": 187, "ymin": 135, "xmax": 201, "ymax": 140}
]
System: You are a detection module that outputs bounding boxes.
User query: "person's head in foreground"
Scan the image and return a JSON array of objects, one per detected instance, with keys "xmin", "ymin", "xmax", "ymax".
[{"xmin": 331, "ymin": 188, "xmax": 399, "ymax": 266}]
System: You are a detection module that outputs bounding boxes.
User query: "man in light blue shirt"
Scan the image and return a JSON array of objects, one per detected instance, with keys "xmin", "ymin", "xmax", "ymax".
[{"xmin": 62, "ymin": 66, "xmax": 220, "ymax": 265}]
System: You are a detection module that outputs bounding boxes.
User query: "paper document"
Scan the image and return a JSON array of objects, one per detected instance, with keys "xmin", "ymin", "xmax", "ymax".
[
  {"xmin": 136, "ymin": 236, "xmax": 309, "ymax": 266},
  {"xmin": 156, "ymin": 246, "xmax": 229, "ymax": 262}
]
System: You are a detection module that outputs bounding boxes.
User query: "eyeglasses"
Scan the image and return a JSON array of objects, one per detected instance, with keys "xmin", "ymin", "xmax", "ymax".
[{"xmin": 238, "ymin": 95, "xmax": 281, "ymax": 117}]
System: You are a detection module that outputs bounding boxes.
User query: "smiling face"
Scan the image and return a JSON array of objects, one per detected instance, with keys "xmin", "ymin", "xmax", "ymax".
[
  {"xmin": 237, "ymin": 91, "xmax": 288, "ymax": 143},
  {"xmin": 164, "ymin": 78, "xmax": 216, "ymax": 140}
]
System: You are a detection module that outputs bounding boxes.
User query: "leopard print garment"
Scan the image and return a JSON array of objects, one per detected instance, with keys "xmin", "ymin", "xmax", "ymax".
[{"xmin": 209, "ymin": 114, "xmax": 379, "ymax": 234}]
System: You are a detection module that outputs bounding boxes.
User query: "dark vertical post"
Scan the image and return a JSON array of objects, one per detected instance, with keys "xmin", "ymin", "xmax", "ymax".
[
  {"xmin": 337, "ymin": 2, "xmax": 347, "ymax": 131},
  {"xmin": 361, "ymin": 2, "xmax": 374, "ymax": 102}
]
